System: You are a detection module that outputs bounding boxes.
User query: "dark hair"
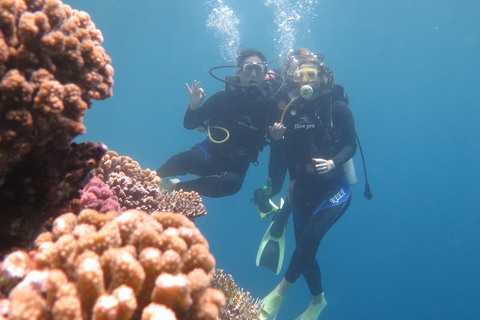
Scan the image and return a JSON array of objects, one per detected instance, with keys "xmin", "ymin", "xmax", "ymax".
[{"xmin": 236, "ymin": 49, "xmax": 267, "ymax": 68}]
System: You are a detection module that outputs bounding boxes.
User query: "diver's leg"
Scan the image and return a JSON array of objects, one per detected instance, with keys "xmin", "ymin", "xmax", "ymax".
[
  {"xmin": 175, "ymin": 171, "xmax": 244, "ymax": 198},
  {"xmin": 156, "ymin": 147, "xmax": 206, "ymax": 178},
  {"xmin": 285, "ymin": 196, "xmax": 351, "ymax": 287}
]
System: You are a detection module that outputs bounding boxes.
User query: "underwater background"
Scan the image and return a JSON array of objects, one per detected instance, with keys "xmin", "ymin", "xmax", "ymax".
[{"xmin": 69, "ymin": 0, "xmax": 480, "ymax": 319}]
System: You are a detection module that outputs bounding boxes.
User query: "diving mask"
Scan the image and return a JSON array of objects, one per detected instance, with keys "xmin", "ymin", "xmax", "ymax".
[
  {"xmin": 241, "ymin": 62, "xmax": 267, "ymax": 76},
  {"xmin": 293, "ymin": 68, "xmax": 321, "ymax": 83}
]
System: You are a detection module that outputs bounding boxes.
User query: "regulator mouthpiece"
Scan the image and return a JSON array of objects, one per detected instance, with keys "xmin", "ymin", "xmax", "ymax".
[
  {"xmin": 300, "ymin": 85, "xmax": 314, "ymax": 100},
  {"xmin": 245, "ymin": 82, "xmax": 261, "ymax": 100}
]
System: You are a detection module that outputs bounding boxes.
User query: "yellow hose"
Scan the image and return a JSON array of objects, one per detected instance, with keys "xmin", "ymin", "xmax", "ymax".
[{"xmin": 207, "ymin": 125, "xmax": 230, "ymax": 144}]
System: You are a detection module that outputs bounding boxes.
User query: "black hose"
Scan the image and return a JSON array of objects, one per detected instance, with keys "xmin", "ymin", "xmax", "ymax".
[{"xmin": 356, "ymin": 133, "xmax": 373, "ymax": 200}]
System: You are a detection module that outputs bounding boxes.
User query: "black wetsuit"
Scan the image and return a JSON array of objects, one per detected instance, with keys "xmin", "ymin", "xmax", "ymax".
[
  {"xmin": 281, "ymin": 93, "xmax": 357, "ymax": 296},
  {"xmin": 157, "ymin": 88, "xmax": 272, "ymax": 198},
  {"xmin": 253, "ymin": 84, "xmax": 349, "ymax": 212}
]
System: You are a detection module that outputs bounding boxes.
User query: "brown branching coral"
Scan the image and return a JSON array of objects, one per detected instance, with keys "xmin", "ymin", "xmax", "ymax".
[
  {"xmin": 0, "ymin": 0, "xmax": 114, "ymax": 255},
  {"xmin": 95, "ymin": 151, "xmax": 207, "ymax": 220},
  {"xmin": 212, "ymin": 269, "xmax": 261, "ymax": 320},
  {"xmin": 96, "ymin": 151, "xmax": 160, "ymax": 187},
  {"xmin": 0, "ymin": 209, "xmax": 226, "ymax": 319},
  {"xmin": 0, "ymin": 0, "xmax": 114, "ymax": 183}
]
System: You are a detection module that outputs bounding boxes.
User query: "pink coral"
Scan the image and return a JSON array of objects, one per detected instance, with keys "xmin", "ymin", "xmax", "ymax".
[{"xmin": 75, "ymin": 176, "xmax": 121, "ymax": 214}]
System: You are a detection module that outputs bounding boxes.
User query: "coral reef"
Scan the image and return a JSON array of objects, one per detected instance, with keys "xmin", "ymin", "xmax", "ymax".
[
  {"xmin": 0, "ymin": 141, "xmax": 107, "ymax": 256},
  {"xmin": 95, "ymin": 151, "xmax": 207, "ymax": 220},
  {"xmin": 212, "ymin": 269, "xmax": 261, "ymax": 320},
  {"xmin": 0, "ymin": 209, "xmax": 226, "ymax": 319},
  {"xmin": 71, "ymin": 175, "xmax": 121, "ymax": 214},
  {"xmin": 96, "ymin": 151, "xmax": 159, "ymax": 187},
  {"xmin": 0, "ymin": 2, "xmax": 261, "ymax": 319},
  {"xmin": 0, "ymin": 0, "xmax": 114, "ymax": 254},
  {"xmin": 0, "ymin": 0, "xmax": 114, "ymax": 181}
]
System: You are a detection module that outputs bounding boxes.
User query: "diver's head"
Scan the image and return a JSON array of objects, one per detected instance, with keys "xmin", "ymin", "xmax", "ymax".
[
  {"xmin": 236, "ymin": 49, "xmax": 268, "ymax": 98},
  {"xmin": 282, "ymin": 48, "xmax": 333, "ymax": 100}
]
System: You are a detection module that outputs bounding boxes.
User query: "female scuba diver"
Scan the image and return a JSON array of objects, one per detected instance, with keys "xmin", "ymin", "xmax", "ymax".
[
  {"xmin": 156, "ymin": 49, "xmax": 276, "ymax": 198},
  {"xmin": 259, "ymin": 48, "xmax": 357, "ymax": 320}
]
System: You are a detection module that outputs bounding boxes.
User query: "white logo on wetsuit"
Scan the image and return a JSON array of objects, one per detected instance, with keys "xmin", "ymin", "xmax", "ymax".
[
  {"xmin": 239, "ymin": 116, "xmax": 258, "ymax": 131},
  {"xmin": 330, "ymin": 188, "xmax": 345, "ymax": 204},
  {"xmin": 294, "ymin": 116, "xmax": 316, "ymax": 130}
]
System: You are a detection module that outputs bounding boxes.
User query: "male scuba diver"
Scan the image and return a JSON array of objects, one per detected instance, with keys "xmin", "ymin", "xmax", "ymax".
[{"xmin": 156, "ymin": 49, "xmax": 276, "ymax": 198}]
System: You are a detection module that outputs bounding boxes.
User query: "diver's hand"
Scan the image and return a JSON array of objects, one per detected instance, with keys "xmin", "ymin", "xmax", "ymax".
[
  {"xmin": 286, "ymin": 180, "xmax": 295, "ymax": 202},
  {"xmin": 186, "ymin": 80, "xmax": 205, "ymax": 110},
  {"xmin": 269, "ymin": 122, "xmax": 286, "ymax": 140},
  {"xmin": 313, "ymin": 158, "xmax": 335, "ymax": 175}
]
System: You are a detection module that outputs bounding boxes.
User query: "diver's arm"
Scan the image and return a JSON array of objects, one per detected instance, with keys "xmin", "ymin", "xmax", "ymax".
[
  {"xmin": 183, "ymin": 90, "xmax": 223, "ymax": 130},
  {"xmin": 331, "ymin": 101, "xmax": 357, "ymax": 167},
  {"xmin": 268, "ymin": 139, "xmax": 288, "ymax": 197},
  {"xmin": 332, "ymin": 84, "xmax": 349, "ymax": 105}
]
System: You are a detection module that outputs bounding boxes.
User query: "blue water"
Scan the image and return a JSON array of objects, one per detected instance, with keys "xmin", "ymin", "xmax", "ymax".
[{"xmin": 70, "ymin": 0, "xmax": 480, "ymax": 319}]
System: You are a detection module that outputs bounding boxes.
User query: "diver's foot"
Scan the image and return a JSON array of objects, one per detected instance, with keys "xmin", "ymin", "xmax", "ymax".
[
  {"xmin": 259, "ymin": 288, "xmax": 285, "ymax": 320},
  {"xmin": 159, "ymin": 178, "xmax": 180, "ymax": 192},
  {"xmin": 294, "ymin": 293, "xmax": 327, "ymax": 320}
]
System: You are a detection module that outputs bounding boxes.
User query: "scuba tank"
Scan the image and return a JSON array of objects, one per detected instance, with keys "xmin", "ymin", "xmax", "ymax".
[{"xmin": 344, "ymin": 158, "xmax": 358, "ymax": 185}]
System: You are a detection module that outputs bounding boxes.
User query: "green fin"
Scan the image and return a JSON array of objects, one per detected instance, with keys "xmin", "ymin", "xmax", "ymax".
[{"xmin": 256, "ymin": 218, "xmax": 286, "ymax": 275}]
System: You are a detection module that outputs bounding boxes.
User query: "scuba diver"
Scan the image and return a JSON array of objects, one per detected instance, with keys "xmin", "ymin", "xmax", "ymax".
[
  {"xmin": 258, "ymin": 48, "xmax": 358, "ymax": 320},
  {"xmin": 254, "ymin": 51, "xmax": 351, "ymax": 275},
  {"xmin": 156, "ymin": 49, "xmax": 276, "ymax": 198}
]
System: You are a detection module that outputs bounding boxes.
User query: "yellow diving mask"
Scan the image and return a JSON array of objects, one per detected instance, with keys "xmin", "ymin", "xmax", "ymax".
[{"xmin": 292, "ymin": 68, "xmax": 321, "ymax": 83}]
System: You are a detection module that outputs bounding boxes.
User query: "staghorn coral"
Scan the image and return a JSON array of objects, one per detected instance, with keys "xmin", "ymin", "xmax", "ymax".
[
  {"xmin": 0, "ymin": 0, "xmax": 114, "ymax": 182},
  {"xmin": 0, "ymin": 209, "xmax": 226, "ymax": 319},
  {"xmin": 95, "ymin": 151, "xmax": 207, "ymax": 220},
  {"xmin": 212, "ymin": 269, "xmax": 261, "ymax": 320},
  {"xmin": 0, "ymin": 141, "xmax": 107, "ymax": 256}
]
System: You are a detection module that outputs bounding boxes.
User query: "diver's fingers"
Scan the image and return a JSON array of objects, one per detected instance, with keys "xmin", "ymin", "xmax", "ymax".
[
  {"xmin": 198, "ymin": 88, "xmax": 205, "ymax": 99},
  {"xmin": 273, "ymin": 122, "xmax": 285, "ymax": 129},
  {"xmin": 185, "ymin": 83, "xmax": 193, "ymax": 94},
  {"xmin": 312, "ymin": 158, "xmax": 327, "ymax": 164},
  {"xmin": 193, "ymin": 80, "xmax": 201, "ymax": 91}
]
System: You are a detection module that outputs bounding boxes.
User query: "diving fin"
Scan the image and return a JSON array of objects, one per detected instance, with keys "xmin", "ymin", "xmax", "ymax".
[
  {"xmin": 159, "ymin": 178, "xmax": 180, "ymax": 192},
  {"xmin": 256, "ymin": 216, "xmax": 286, "ymax": 275},
  {"xmin": 259, "ymin": 198, "xmax": 284, "ymax": 219}
]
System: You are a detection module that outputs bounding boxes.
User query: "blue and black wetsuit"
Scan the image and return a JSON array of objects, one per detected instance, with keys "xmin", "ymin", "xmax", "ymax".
[
  {"xmin": 281, "ymin": 93, "xmax": 357, "ymax": 295},
  {"xmin": 157, "ymin": 88, "xmax": 272, "ymax": 198}
]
